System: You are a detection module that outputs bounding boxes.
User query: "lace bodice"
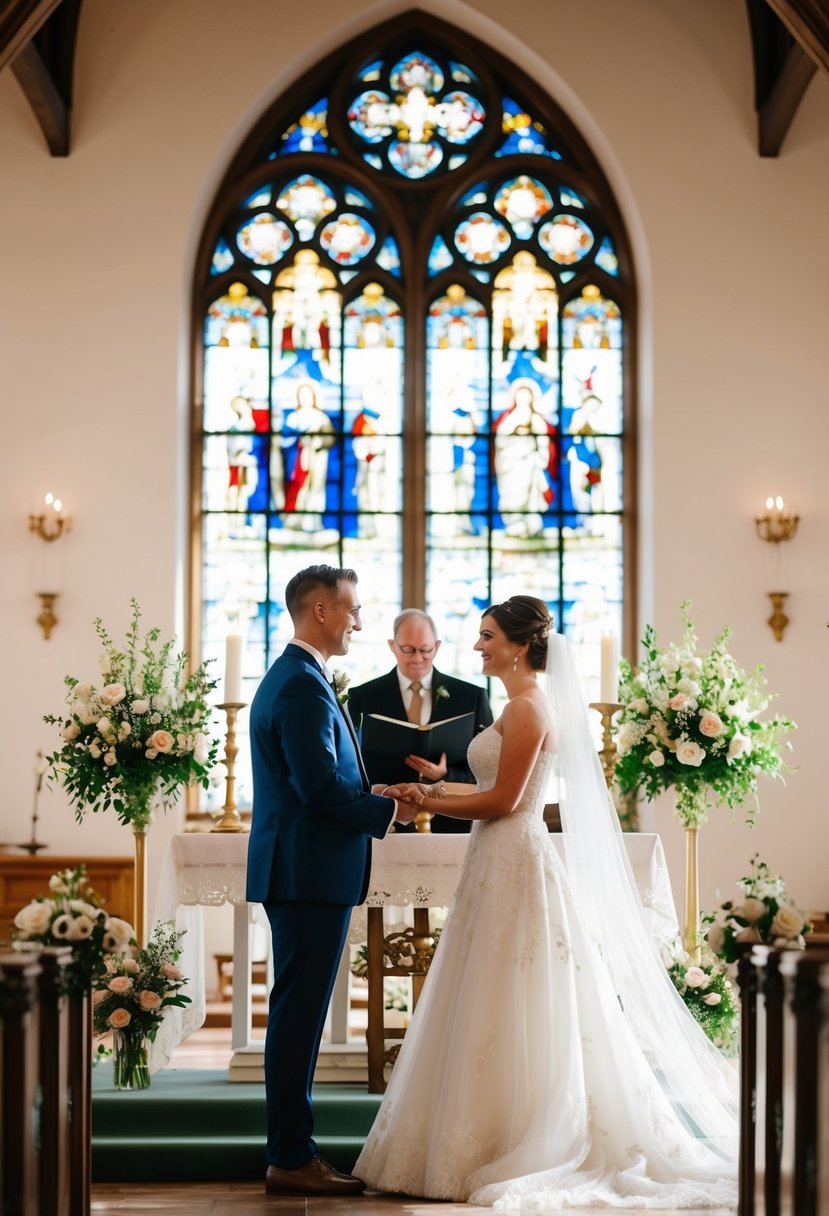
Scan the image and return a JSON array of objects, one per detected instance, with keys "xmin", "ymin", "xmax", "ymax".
[{"xmin": 468, "ymin": 724, "xmax": 556, "ymax": 819}]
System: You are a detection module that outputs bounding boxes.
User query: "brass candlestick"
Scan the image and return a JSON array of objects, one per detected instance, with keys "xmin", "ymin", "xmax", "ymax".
[
  {"xmin": 414, "ymin": 809, "xmax": 432, "ymax": 833},
  {"xmin": 18, "ymin": 751, "xmax": 49, "ymax": 854},
  {"xmin": 211, "ymin": 702, "xmax": 250, "ymax": 833},
  {"xmin": 588, "ymin": 702, "xmax": 622, "ymax": 789}
]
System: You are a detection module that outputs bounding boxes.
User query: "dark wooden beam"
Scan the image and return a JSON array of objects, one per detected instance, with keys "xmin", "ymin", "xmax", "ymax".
[
  {"xmin": 0, "ymin": 0, "xmax": 64, "ymax": 73},
  {"xmin": 8, "ymin": 0, "xmax": 82, "ymax": 156},
  {"xmin": 748, "ymin": 0, "xmax": 820, "ymax": 154},
  {"xmin": 764, "ymin": 0, "xmax": 829, "ymax": 74}
]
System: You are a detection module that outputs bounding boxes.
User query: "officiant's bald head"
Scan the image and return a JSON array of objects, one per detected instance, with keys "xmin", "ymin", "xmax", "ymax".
[{"xmin": 389, "ymin": 609, "xmax": 441, "ymax": 681}]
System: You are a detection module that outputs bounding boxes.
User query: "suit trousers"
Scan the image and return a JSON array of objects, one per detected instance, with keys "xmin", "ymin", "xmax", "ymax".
[{"xmin": 263, "ymin": 900, "xmax": 352, "ymax": 1168}]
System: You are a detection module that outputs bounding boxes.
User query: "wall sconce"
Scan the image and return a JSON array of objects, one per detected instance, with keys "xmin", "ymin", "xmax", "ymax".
[
  {"xmin": 28, "ymin": 492, "xmax": 72, "ymax": 639},
  {"xmin": 754, "ymin": 495, "xmax": 799, "ymax": 642}
]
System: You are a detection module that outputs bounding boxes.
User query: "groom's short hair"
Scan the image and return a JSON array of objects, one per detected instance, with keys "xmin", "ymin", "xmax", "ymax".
[{"xmin": 285, "ymin": 565, "xmax": 358, "ymax": 621}]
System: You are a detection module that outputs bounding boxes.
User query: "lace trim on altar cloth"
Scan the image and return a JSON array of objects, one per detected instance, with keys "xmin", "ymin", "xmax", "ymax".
[{"xmin": 175, "ymin": 865, "xmax": 249, "ymax": 906}]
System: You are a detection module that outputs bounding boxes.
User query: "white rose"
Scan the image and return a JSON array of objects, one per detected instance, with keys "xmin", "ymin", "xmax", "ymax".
[
  {"xmin": 77, "ymin": 705, "xmax": 98, "ymax": 725},
  {"xmin": 648, "ymin": 750, "xmax": 665, "ymax": 768},
  {"xmin": 118, "ymin": 721, "xmax": 132, "ymax": 741},
  {"xmin": 727, "ymin": 733, "xmax": 752, "ymax": 762},
  {"xmin": 145, "ymin": 748, "xmax": 158, "ymax": 759},
  {"xmin": 104, "ymin": 750, "xmax": 118, "ymax": 767},
  {"xmin": 62, "ymin": 720, "xmax": 80, "ymax": 741},
  {"xmin": 176, "ymin": 733, "xmax": 190, "ymax": 753},
  {"xmin": 684, "ymin": 967, "xmax": 707, "ymax": 988},
  {"xmin": 73, "ymin": 682, "xmax": 93, "ymax": 702},
  {"xmin": 702, "ymin": 992, "xmax": 722, "ymax": 1006},
  {"xmin": 13, "ymin": 902, "xmax": 53, "ymax": 935},
  {"xmin": 149, "ymin": 712, "xmax": 162, "ymax": 724},
  {"xmin": 706, "ymin": 924, "xmax": 725, "ymax": 954},
  {"xmin": 193, "ymin": 732, "xmax": 209, "ymax": 764},
  {"xmin": 100, "ymin": 683, "xmax": 127, "ymax": 706},
  {"xmin": 49, "ymin": 874, "xmax": 69, "ymax": 893},
  {"xmin": 131, "ymin": 699, "xmax": 149, "ymax": 714},
  {"xmin": 734, "ymin": 897, "xmax": 766, "ymax": 924},
  {"xmin": 97, "ymin": 716, "xmax": 112, "ymax": 736},
  {"xmin": 630, "ymin": 698, "xmax": 650, "ymax": 716},
  {"xmin": 89, "ymin": 741, "xmax": 102, "ymax": 759},
  {"xmin": 771, "ymin": 906, "xmax": 803, "ymax": 939},
  {"xmin": 676, "ymin": 740, "xmax": 705, "ymax": 767},
  {"xmin": 699, "ymin": 711, "xmax": 725, "ymax": 738}
]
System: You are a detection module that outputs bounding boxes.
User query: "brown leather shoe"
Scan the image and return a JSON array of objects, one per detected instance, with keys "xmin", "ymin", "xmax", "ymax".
[{"xmin": 265, "ymin": 1154, "xmax": 366, "ymax": 1196}]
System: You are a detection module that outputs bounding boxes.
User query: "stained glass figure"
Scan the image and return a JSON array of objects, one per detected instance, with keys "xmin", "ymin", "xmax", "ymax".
[
  {"xmin": 494, "ymin": 176, "xmax": 554, "ymax": 238},
  {"xmin": 454, "ymin": 212, "xmax": 511, "ymax": 263},
  {"xmin": 275, "ymin": 100, "xmax": 329, "ymax": 156},
  {"xmin": 538, "ymin": 214, "xmax": 594, "ymax": 265},
  {"xmin": 280, "ymin": 380, "xmax": 337, "ymax": 534},
  {"xmin": 206, "ymin": 282, "xmax": 269, "ymax": 348},
  {"xmin": 493, "ymin": 379, "xmax": 557, "ymax": 539},
  {"xmin": 276, "ymin": 176, "xmax": 337, "ymax": 241},
  {"xmin": 272, "ymin": 251, "xmax": 341, "ymax": 374},
  {"xmin": 211, "ymin": 238, "xmax": 234, "ymax": 275},
  {"xmin": 492, "ymin": 252, "xmax": 558, "ymax": 365},
  {"xmin": 497, "ymin": 98, "xmax": 562, "ymax": 159},
  {"xmin": 562, "ymin": 284, "xmax": 621, "ymax": 350},
  {"xmin": 236, "ymin": 213, "xmax": 294, "ymax": 265}
]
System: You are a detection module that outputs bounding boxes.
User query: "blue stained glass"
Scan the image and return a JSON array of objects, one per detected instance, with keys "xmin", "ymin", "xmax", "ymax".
[
  {"xmin": 595, "ymin": 236, "xmax": 619, "ymax": 276},
  {"xmin": 389, "ymin": 52, "xmax": 444, "ymax": 94},
  {"xmin": 428, "ymin": 234, "xmax": 453, "ymax": 276},
  {"xmin": 497, "ymin": 98, "xmax": 562, "ymax": 159},
  {"xmin": 276, "ymin": 99, "xmax": 329, "ymax": 156},
  {"xmin": 205, "ymin": 284, "xmax": 269, "ymax": 349},
  {"xmin": 538, "ymin": 214, "xmax": 594, "ymax": 265},
  {"xmin": 244, "ymin": 187, "xmax": 272, "ymax": 208},
  {"xmin": 236, "ymin": 213, "xmax": 293, "ymax": 265},
  {"xmin": 349, "ymin": 89, "xmax": 394, "ymax": 143},
  {"xmin": 252, "ymin": 269, "xmax": 271, "ymax": 285},
  {"xmin": 454, "ymin": 212, "xmax": 510, "ymax": 264},
  {"xmin": 460, "ymin": 188, "xmax": 488, "ymax": 207},
  {"xmin": 449, "ymin": 61, "xmax": 475, "ymax": 84},
  {"xmin": 363, "ymin": 153, "xmax": 383, "ymax": 171},
  {"xmin": 340, "ymin": 270, "xmax": 358, "ymax": 284},
  {"xmin": 427, "ymin": 286, "xmax": 488, "ymax": 350},
  {"xmin": 389, "ymin": 140, "xmax": 443, "ymax": 177},
  {"xmin": 319, "ymin": 213, "xmax": 376, "ymax": 265},
  {"xmin": 376, "ymin": 236, "xmax": 402, "ymax": 277},
  {"xmin": 448, "ymin": 155, "xmax": 467, "ymax": 170},
  {"xmin": 344, "ymin": 187, "xmax": 375, "ymax": 211},
  {"xmin": 211, "ymin": 238, "xmax": 234, "ymax": 275},
  {"xmin": 471, "ymin": 269, "xmax": 491, "ymax": 283},
  {"xmin": 560, "ymin": 187, "xmax": 588, "ymax": 209},
  {"xmin": 494, "ymin": 176, "xmax": 554, "ymax": 239},
  {"xmin": 358, "ymin": 59, "xmax": 383, "ymax": 82},
  {"xmin": 560, "ymin": 270, "xmax": 576, "ymax": 283}
]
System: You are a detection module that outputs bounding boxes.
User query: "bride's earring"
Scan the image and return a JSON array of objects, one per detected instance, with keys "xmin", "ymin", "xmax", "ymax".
[{"xmin": 512, "ymin": 653, "xmax": 519, "ymax": 672}]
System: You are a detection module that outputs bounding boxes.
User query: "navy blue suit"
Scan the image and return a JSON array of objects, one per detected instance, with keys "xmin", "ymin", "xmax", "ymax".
[{"xmin": 247, "ymin": 643, "xmax": 394, "ymax": 1168}]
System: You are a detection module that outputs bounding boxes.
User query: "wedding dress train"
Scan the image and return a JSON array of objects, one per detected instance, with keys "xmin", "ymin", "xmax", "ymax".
[{"xmin": 355, "ymin": 727, "xmax": 738, "ymax": 1210}]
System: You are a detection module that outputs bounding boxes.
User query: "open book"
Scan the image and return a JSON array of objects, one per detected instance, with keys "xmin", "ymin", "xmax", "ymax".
[{"xmin": 360, "ymin": 711, "xmax": 475, "ymax": 764}]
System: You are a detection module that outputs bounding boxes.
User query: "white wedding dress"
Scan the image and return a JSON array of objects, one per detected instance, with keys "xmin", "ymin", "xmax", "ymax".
[{"xmin": 355, "ymin": 727, "xmax": 738, "ymax": 1210}]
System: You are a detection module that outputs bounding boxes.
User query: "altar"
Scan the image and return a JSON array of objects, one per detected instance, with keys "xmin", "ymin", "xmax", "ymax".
[{"xmin": 150, "ymin": 831, "xmax": 679, "ymax": 1083}]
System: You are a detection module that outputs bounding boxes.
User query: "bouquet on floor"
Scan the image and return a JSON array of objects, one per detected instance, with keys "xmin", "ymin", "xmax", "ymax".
[
  {"xmin": 92, "ymin": 920, "xmax": 190, "ymax": 1041},
  {"xmin": 703, "ymin": 856, "xmax": 811, "ymax": 963},
  {"xmin": 12, "ymin": 864, "xmax": 134, "ymax": 995},
  {"xmin": 663, "ymin": 940, "xmax": 739, "ymax": 1055},
  {"xmin": 44, "ymin": 599, "xmax": 218, "ymax": 830},
  {"xmin": 614, "ymin": 602, "xmax": 795, "ymax": 827}
]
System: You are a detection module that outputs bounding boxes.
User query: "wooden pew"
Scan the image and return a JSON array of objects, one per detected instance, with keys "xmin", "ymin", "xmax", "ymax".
[
  {"xmin": 0, "ymin": 951, "xmax": 42, "ymax": 1216},
  {"xmin": 37, "ymin": 947, "xmax": 73, "ymax": 1216}
]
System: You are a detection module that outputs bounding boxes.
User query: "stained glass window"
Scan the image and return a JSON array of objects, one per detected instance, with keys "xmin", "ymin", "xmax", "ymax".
[{"xmin": 193, "ymin": 15, "xmax": 634, "ymax": 815}]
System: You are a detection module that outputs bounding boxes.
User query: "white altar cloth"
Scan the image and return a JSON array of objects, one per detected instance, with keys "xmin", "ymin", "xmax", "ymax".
[{"xmin": 149, "ymin": 830, "xmax": 679, "ymax": 1072}]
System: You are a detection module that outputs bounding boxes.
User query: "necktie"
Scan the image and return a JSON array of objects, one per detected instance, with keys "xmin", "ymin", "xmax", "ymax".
[{"xmin": 407, "ymin": 681, "xmax": 423, "ymax": 725}]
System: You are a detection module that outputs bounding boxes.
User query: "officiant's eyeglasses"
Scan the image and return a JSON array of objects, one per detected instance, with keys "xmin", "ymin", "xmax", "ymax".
[{"xmin": 395, "ymin": 644, "xmax": 436, "ymax": 656}]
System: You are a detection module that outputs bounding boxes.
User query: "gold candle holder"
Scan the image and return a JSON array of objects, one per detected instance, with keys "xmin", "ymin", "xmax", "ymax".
[
  {"xmin": 588, "ymin": 701, "xmax": 622, "ymax": 789},
  {"xmin": 414, "ymin": 809, "xmax": 432, "ymax": 833},
  {"xmin": 211, "ymin": 702, "xmax": 250, "ymax": 833}
]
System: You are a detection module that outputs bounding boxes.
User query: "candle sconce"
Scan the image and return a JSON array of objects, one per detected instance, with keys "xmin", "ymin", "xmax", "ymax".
[
  {"xmin": 28, "ymin": 492, "xmax": 72, "ymax": 639},
  {"xmin": 754, "ymin": 496, "xmax": 799, "ymax": 642}
]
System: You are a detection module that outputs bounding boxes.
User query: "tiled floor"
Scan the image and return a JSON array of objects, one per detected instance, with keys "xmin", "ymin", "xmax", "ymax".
[{"xmin": 90, "ymin": 1182, "xmax": 735, "ymax": 1214}]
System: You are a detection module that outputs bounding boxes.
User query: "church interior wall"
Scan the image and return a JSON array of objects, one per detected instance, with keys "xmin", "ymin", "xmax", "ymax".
[{"xmin": 0, "ymin": 0, "xmax": 826, "ymax": 938}]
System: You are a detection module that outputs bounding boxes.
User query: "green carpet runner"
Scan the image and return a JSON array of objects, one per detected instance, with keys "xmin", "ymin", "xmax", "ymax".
[{"xmin": 92, "ymin": 1066, "xmax": 381, "ymax": 1182}]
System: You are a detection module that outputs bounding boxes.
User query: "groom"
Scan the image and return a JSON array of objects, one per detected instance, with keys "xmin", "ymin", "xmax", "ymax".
[{"xmin": 247, "ymin": 565, "xmax": 414, "ymax": 1196}]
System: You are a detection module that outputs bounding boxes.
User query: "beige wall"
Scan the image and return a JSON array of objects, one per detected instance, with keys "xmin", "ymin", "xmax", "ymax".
[{"xmin": 0, "ymin": 0, "xmax": 827, "ymax": 925}]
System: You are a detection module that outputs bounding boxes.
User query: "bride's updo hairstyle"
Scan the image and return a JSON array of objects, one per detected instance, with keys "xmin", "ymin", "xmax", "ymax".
[{"xmin": 484, "ymin": 596, "xmax": 553, "ymax": 671}]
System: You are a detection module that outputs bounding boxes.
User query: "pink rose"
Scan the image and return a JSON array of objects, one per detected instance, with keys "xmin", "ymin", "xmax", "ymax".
[
  {"xmin": 138, "ymin": 990, "xmax": 162, "ymax": 1011},
  {"xmin": 122, "ymin": 958, "xmax": 141, "ymax": 975},
  {"xmin": 100, "ymin": 682, "xmax": 127, "ymax": 706},
  {"xmin": 108, "ymin": 1008, "xmax": 132, "ymax": 1029},
  {"xmin": 148, "ymin": 729, "xmax": 173, "ymax": 754},
  {"xmin": 669, "ymin": 694, "xmax": 688, "ymax": 710},
  {"xmin": 107, "ymin": 975, "xmax": 134, "ymax": 994},
  {"xmin": 161, "ymin": 963, "xmax": 182, "ymax": 980},
  {"xmin": 699, "ymin": 712, "xmax": 725, "ymax": 738},
  {"xmin": 683, "ymin": 966, "xmax": 707, "ymax": 989}
]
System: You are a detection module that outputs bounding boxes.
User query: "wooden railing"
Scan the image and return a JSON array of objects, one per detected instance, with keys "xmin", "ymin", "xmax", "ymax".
[
  {"xmin": 0, "ymin": 949, "xmax": 91, "ymax": 1216},
  {"xmin": 737, "ymin": 943, "xmax": 829, "ymax": 1216}
]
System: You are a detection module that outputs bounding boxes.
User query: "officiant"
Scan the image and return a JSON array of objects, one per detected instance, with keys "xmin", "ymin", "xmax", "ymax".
[{"xmin": 347, "ymin": 609, "xmax": 493, "ymax": 833}]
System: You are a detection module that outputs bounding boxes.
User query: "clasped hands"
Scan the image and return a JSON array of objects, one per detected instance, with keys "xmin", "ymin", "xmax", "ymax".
[{"xmin": 372, "ymin": 781, "xmax": 432, "ymax": 826}]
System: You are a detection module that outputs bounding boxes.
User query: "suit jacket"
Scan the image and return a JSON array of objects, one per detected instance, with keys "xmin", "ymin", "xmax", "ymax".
[
  {"xmin": 246, "ymin": 643, "xmax": 394, "ymax": 906},
  {"xmin": 347, "ymin": 668, "xmax": 494, "ymax": 790}
]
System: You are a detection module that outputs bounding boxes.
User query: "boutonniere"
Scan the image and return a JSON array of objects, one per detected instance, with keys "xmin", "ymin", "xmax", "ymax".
[
  {"xmin": 434, "ymin": 684, "xmax": 450, "ymax": 703},
  {"xmin": 331, "ymin": 669, "xmax": 350, "ymax": 706}
]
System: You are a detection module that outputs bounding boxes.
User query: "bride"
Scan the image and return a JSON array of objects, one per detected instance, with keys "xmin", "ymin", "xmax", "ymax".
[{"xmin": 355, "ymin": 596, "xmax": 738, "ymax": 1210}]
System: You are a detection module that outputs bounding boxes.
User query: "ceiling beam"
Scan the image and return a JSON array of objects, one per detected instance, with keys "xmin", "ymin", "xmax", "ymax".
[
  {"xmin": 0, "ymin": 0, "xmax": 64, "ymax": 74},
  {"xmin": 763, "ymin": 0, "xmax": 829, "ymax": 74},
  {"xmin": 757, "ymin": 39, "xmax": 817, "ymax": 153},
  {"xmin": 7, "ymin": 0, "xmax": 82, "ymax": 156}
]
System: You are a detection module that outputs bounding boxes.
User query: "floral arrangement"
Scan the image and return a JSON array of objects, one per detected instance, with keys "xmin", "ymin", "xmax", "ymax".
[
  {"xmin": 663, "ymin": 940, "xmax": 739, "ymax": 1055},
  {"xmin": 331, "ymin": 669, "xmax": 350, "ymax": 706},
  {"xmin": 12, "ymin": 865, "xmax": 134, "ymax": 995},
  {"xmin": 93, "ymin": 920, "xmax": 189, "ymax": 1041},
  {"xmin": 44, "ymin": 599, "xmax": 219, "ymax": 829},
  {"xmin": 614, "ymin": 602, "xmax": 795, "ymax": 826},
  {"xmin": 703, "ymin": 856, "xmax": 811, "ymax": 963}
]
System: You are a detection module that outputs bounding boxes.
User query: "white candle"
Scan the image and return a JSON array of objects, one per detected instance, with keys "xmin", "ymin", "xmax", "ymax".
[
  {"xmin": 224, "ymin": 633, "xmax": 243, "ymax": 703},
  {"xmin": 600, "ymin": 633, "xmax": 618, "ymax": 703}
]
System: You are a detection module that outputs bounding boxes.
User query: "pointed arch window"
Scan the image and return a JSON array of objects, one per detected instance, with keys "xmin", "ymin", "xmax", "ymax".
[{"xmin": 192, "ymin": 16, "xmax": 636, "ymax": 814}]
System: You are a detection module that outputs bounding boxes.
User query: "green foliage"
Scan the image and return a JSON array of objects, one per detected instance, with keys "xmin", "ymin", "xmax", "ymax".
[
  {"xmin": 664, "ymin": 942, "xmax": 739, "ymax": 1056},
  {"xmin": 702, "ymin": 856, "xmax": 811, "ymax": 964},
  {"xmin": 92, "ymin": 920, "xmax": 190, "ymax": 1043}
]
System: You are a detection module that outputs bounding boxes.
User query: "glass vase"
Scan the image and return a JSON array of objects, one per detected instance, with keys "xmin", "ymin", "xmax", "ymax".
[{"xmin": 112, "ymin": 1029, "xmax": 150, "ymax": 1090}]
